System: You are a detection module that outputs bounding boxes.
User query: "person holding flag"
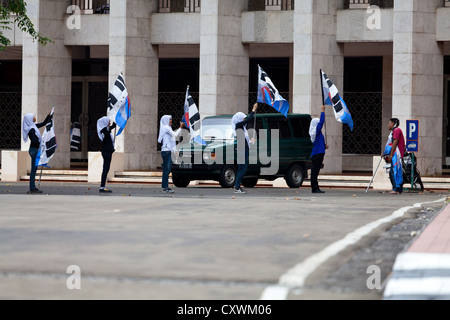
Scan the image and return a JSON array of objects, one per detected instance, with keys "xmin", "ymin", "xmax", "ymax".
[
  {"xmin": 158, "ymin": 115, "xmax": 185, "ymax": 194},
  {"xmin": 309, "ymin": 105, "xmax": 329, "ymax": 194},
  {"xmin": 97, "ymin": 116, "xmax": 116, "ymax": 194},
  {"xmin": 384, "ymin": 118, "xmax": 405, "ymax": 195},
  {"xmin": 22, "ymin": 112, "xmax": 51, "ymax": 194},
  {"xmin": 232, "ymin": 103, "xmax": 259, "ymax": 194}
]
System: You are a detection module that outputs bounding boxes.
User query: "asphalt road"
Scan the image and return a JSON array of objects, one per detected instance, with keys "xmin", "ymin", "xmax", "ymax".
[{"xmin": 0, "ymin": 182, "xmax": 447, "ymax": 300}]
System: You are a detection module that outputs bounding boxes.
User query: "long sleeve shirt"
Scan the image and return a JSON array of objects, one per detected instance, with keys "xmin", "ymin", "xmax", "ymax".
[
  {"xmin": 28, "ymin": 115, "xmax": 51, "ymax": 149},
  {"xmin": 161, "ymin": 128, "xmax": 182, "ymax": 152},
  {"xmin": 311, "ymin": 112, "xmax": 326, "ymax": 157},
  {"xmin": 101, "ymin": 123, "xmax": 117, "ymax": 153},
  {"xmin": 235, "ymin": 111, "xmax": 255, "ymax": 149}
]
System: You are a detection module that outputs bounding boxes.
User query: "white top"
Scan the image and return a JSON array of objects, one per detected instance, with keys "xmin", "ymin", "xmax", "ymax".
[
  {"xmin": 161, "ymin": 128, "xmax": 182, "ymax": 152},
  {"xmin": 158, "ymin": 115, "xmax": 182, "ymax": 152}
]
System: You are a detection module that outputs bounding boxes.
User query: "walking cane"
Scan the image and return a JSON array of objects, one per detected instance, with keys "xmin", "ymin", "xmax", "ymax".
[
  {"xmin": 365, "ymin": 156, "xmax": 383, "ymax": 194},
  {"xmin": 38, "ymin": 166, "xmax": 43, "ymax": 188}
]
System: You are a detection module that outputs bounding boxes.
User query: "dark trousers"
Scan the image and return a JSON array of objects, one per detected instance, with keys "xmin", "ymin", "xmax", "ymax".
[
  {"xmin": 235, "ymin": 147, "xmax": 249, "ymax": 190},
  {"xmin": 29, "ymin": 147, "xmax": 39, "ymax": 191},
  {"xmin": 101, "ymin": 151, "xmax": 113, "ymax": 188},
  {"xmin": 161, "ymin": 151, "xmax": 172, "ymax": 189},
  {"xmin": 311, "ymin": 153, "xmax": 325, "ymax": 192}
]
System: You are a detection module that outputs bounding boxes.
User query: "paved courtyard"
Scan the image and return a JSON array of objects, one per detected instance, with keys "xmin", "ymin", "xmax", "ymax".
[{"xmin": 0, "ymin": 182, "xmax": 447, "ymax": 300}]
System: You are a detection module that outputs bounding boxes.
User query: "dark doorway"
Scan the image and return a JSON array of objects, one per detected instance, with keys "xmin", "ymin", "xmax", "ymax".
[
  {"xmin": 343, "ymin": 57, "xmax": 383, "ymax": 155},
  {"xmin": 158, "ymin": 59, "xmax": 200, "ymax": 124},
  {"xmin": 0, "ymin": 60, "xmax": 22, "ymax": 151},
  {"xmin": 71, "ymin": 59, "xmax": 108, "ymax": 166},
  {"xmin": 445, "ymin": 76, "xmax": 450, "ymax": 166},
  {"xmin": 445, "ymin": 57, "xmax": 450, "ymax": 167}
]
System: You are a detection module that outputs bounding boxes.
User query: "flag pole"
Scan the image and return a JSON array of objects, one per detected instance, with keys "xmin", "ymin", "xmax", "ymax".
[
  {"xmin": 113, "ymin": 125, "xmax": 117, "ymax": 149},
  {"xmin": 320, "ymin": 69, "xmax": 328, "ymax": 145}
]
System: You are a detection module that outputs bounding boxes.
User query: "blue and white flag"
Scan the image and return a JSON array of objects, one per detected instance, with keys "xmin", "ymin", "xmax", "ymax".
[
  {"xmin": 107, "ymin": 73, "xmax": 131, "ymax": 136},
  {"xmin": 183, "ymin": 86, "xmax": 207, "ymax": 145},
  {"xmin": 70, "ymin": 122, "xmax": 81, "ymax": 151},
  {"xmin": 257, "ymin": 65, "xmax": 289, "ymax": 117},
  {"xmin": 37, "ymin": 107, "xmax": 57, "ymax": 168},
  {"xmin": 321, "ymin": 70, "xmax": 354, "ymax": 131}
]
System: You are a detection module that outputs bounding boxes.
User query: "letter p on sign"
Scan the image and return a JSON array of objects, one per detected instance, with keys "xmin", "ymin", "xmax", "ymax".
[{"xmin": 406, "ymin": 120, "xmax": 419, "ymax": 152}]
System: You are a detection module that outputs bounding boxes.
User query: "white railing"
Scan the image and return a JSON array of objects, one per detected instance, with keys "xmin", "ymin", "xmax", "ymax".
[
  {"xmin": 348, "ymin": 0, "xmax": 394, "ymax": 9},
  {"xmin": 185, "ymin": 0, "xmax": 201, "ymax": 12},
  {"xmin": 159, "ymin": 0, "xmax": 200, "ymax": 13},
  {"xmin": 70, "ymin": 0, "xmax": 109, "ymax": 14},
  {"xmin": 349, "ymin": 0, "xmax": 370, "ymax": 9},
  {"xmin": 265, "ymin": 0, "xmax": 293, "ymax": 11}
]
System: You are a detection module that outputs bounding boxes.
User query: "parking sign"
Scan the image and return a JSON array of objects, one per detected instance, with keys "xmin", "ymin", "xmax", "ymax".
[{"xmin": 406, "ymin": 120, "xmax": 419, "ymax": 152}]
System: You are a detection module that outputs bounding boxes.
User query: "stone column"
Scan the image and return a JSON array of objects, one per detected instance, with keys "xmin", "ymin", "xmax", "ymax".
[
  {"xmin": 292, "ymin": 0, "xmax": 344, "ymax": 174},
  {"xmin": 199, "ymin": 0, "xmax": 249, "ymax": 118},
  {"xmin": 22, "ymin": 0, "xmax": 72, "ymax": 169},
  {"xmin": 109, "ymin": 0, "xmax": 159, "ymax": 170},
  {"xmin": 393, "ymin": 0, "xmax": 444, "ymax": 176}
]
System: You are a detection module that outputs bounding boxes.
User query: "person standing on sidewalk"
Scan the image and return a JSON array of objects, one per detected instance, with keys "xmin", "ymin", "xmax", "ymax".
[
  {"xmin": 232, "ymin": 103, "xmax": 259, "ymax": 194},
  {"xmin": 384, "ymin": 118, "xmax": 405, "ymax": 195},
  {"xmin": 97, "ymin": 116, "xmax": 116, "ymax": 194},
  {"xmin": 22, "ymin": 112, "xmax": 51, "ymax": 194},
  {"xmin": 309, "ymin": 105, "xmax": 329, "ymax": 194},
  {"xmin": 158, "ymin": 115, "xmax": 185, "ymax": 194}
]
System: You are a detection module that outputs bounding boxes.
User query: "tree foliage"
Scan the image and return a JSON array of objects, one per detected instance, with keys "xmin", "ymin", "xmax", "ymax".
[{"xmin": 0, "ymin": 0, "xmax": 52, "ymax": 52}]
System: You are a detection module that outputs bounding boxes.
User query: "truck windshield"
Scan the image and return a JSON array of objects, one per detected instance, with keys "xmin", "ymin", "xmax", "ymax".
[{"xmin": 201, "ymin": 117, "xmax": 234, "ymax": 141}]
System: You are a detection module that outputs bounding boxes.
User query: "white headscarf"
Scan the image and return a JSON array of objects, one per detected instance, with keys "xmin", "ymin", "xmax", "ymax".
[
  {"xmin": 158, "ymin": 115, "xmax": 172, "ymax": 144},
  {"xmin": 231, "ymin": 112, "xmax": 250, "ymax": 144},
  {"xmin": 23, "ymin": 113, "xmax": 41, "ymax": 143},
  {"xmin": 309, "ymin": 118, "xmax": 320, "ymax": 143},
  {"xmin": 97, "ymin": 116, "xmax": 112, "ymax": 141}
]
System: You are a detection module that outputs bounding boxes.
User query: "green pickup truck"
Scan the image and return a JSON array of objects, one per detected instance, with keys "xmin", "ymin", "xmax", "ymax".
[{"xmin": 171, "ymin": 113, "xmax": 314, "ymax": 189}]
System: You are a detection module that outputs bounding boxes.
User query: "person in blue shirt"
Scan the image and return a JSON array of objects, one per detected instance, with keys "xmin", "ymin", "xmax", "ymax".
[{"xmin": 309, "ymin": 105, "xmax": 329, "ymax": 194}]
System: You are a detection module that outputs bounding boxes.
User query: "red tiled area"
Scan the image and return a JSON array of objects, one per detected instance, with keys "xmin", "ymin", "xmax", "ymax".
[{"xmin": 408, "ymin": 204, "xmax": 450, "ymax": 254}]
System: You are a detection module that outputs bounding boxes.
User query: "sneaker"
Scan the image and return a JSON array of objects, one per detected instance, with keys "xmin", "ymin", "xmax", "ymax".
[
  {"xmin": 163, "ymin": 188, "xmax": 175, "ymax": 194},
  {"xmin": 234, "ymin": 188, "xmax": 247, "ymax": 194},
  {"xmin": 312, "ymin": 189, "xmax": 325, "ymax": 194},
  {"xmin": 29, "ymin": 188, "xmax": 43, "ymax": 194},
  {"xmin": 99, "ymin": 189, "xmax": 113, "ymax": 194}
]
